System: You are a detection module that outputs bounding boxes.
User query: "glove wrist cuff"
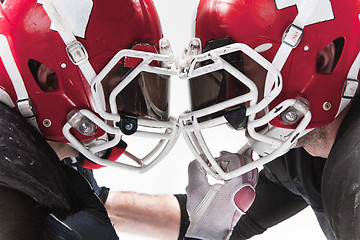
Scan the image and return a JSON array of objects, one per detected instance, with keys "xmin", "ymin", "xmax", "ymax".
[{"xmin": 185, "ymin": 225, "xmax": 232, "ymax": 240}]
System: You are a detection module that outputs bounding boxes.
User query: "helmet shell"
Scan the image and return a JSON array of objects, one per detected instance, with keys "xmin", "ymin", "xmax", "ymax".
[
  {"xmin": 196, "ymin": 0, "xmax": 360, "ymax": 128},
  {"xmin": 0, "ymin": 0, "xmax": 163, "ymax": 141}
]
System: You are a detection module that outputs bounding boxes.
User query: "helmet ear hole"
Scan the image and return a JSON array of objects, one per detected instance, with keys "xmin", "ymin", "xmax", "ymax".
[
  {"xmin": 316, "ymin": 37, "xmax": 344, "ymax": 74},
  {"xmin": 316, "ymin": 42, "xmax": 336, "ymax": 74},
  {"xmin": 28, "ymin": 59, "xmax": 58, "ymax": 92},
  {"xmin": 333, "ymin": 37, "xmax": 345, "ymax": 71}
]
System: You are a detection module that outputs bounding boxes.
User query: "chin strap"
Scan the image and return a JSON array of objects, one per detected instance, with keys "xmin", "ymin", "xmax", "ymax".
[
  {"xmin": 82, "ymin": 140, "xmax": 128, "ymax": 169},
  {"xmin": 0, "ymin": 34, "xmax": 40, "ymax": 130},
  {"xmin": 335, "ymin": 51, "xmax": 360, "ymax": 117}
]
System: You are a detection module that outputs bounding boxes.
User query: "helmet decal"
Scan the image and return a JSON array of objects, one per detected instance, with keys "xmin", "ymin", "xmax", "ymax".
[
  {"xmin": 275, "ymin": 0, "xmax": 334, "ymax": 26},
  {"xmin": 37, "ymin": 0, "xmax": 93, "ymax": 38}
]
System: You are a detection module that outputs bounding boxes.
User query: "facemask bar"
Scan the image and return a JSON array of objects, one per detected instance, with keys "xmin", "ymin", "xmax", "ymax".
[
  {"xmin": 62, "ymin": 42, "xmax": 181, "ymax": 172},
  {"xmin": 91, "ymin": 49, "xmax": 177, "ymax": 121},
  {"xmin": 41, "ymin": 0, "xmax": 181, "ymax": 171},
  {"xmin": 62, "ymin": 48, "xmax": 180, "ymax": 172},
  {"xmin": 63, "ymin": 109, "xmax": 180, "ymax": 172},
  {"xmin": 179, "ymin": 43, "xmax": 312, "ymax": 180}
]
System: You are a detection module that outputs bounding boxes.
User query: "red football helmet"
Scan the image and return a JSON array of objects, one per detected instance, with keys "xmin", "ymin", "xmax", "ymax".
[
  {"xmin": 0, "ymin": 0, "xmax": 179, "ymax": 171},
  {"xmin": 179, "ymin": 0, "xmax": 360, "ymax": 179}
]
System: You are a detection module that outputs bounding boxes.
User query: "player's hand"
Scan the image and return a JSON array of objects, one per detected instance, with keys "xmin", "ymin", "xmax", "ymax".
[{"xmin": 185, "ymin": 151, "xmax": 258, "ymax": 240}]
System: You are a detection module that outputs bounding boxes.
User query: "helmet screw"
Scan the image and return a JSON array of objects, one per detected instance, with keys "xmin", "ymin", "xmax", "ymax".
[
  {"xmin": 67, "ymin": 110, "xmax": 96, "ymax": 136},
  {"xmin": 80, "ymin": 122, "xmax": 93, "ymax": 134},
  {"xmin": 125, "ymin": 123, "xmax": 133, "ymax": 131},
  {"xmin": 60, "ymin": 63, "xmax": 67, "ymax": 69},
  {"xmin": 281, "ymin": 97, "xmax": 310, "ymax": 125},
  {"xmin": 323, "ymin": 102, "xmax": 331, "ymax": 111},
  {"xmin": 43, "ymin": 119, "xmax": 51, "ymax": 127},
  {"xmin": 285, "ymin": 110, "xmax": 298, "ymax": 122},
  {"xmin": 117, "ymin": 111, "xmax": 137, "ymax": 135}
]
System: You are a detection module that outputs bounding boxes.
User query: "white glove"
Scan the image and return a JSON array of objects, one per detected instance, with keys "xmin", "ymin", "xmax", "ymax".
[{"xmin": 185, "ymin": 152, "xmax": 258, "ymax": 240}]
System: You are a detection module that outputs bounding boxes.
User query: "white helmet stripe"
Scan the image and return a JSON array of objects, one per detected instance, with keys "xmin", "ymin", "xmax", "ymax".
[
  {"xmin": 41, "ymin": 0, "xmax": 97, "ymax": 85},
  {"xmin": 37, "ymin": 0, "xmax": 93, "ymax": 39}
]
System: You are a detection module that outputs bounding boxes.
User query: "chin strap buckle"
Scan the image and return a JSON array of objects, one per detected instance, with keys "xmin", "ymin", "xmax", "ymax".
[
  {"xmin": 282, "ymin": 24, "xmax": 303, "ymax": 48},
  {"xmin": 66, "ymin": 41, "xmax": 89, "ymax": 65},
  {"xmin": 342, "ymin": 78, "xmax": 359, "ymax": 99},
  {"xmin": 16, "ymin": 98, "xmax": 35, "ymax": 118}
]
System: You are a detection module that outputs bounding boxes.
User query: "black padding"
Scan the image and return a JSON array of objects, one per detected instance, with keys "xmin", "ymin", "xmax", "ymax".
[
  {"xmin": 322, "ymin": 97, "xmax": 360, "ymax": 239},
  {"xmin": 0, "ymin": 103, "xmax": 72, "ymax": 212},
  {"xmin": 0, "ymin": 186, "xmax": 48, "ymax": 240}
]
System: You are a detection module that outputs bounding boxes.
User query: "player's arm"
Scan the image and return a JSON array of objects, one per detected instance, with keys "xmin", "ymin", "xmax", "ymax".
[{"xmin": 105, "ymin": 191, "xmax": 182, "ymax": 240}]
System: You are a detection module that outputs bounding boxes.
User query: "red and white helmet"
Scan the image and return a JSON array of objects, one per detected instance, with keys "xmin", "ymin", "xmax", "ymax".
[
  {"xmin": 180, "ymin": 0, "xmax": 360, "ymax": 179},
  {"xmin": 0, "ymin": 0, "xmax": 179, "ymax": 171}
]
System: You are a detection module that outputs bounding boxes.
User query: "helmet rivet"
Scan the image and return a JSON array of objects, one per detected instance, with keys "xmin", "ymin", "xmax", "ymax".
[
  {"xmin": 304, "ymin": 45, "xmax": 310, "ymax": 51},
  {"xmin": 43, "ymin": 119, "xmax": 51, "ymax": 127},
  {"xmin": 60, "ymin": 63, "xmax": 67, "ymax": 69},
  {"xmin": 323, "ymin": 102, "xmax": 331, "ymax": 111}
]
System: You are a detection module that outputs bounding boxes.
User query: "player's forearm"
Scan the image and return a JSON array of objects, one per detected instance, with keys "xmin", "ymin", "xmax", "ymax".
[{"xmin": 105, "ymin": 191, "xmax": 181, "ymax": 240}]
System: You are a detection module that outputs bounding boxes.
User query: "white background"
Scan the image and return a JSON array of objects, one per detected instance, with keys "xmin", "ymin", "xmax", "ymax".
[{"xmin": 94, "ymin": 0, "xmax": 326, "ymax": 239}]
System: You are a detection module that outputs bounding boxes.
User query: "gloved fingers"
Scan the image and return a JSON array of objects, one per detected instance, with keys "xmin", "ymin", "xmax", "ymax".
[
  {"xmin": 248, "ymin": 167, "xmax": 259, "ymax": 187},
  {"xmin": 233, "ymin": 184, "xmax": 256, "ymax": 212},
  {"xmin": 216, "ymin": 152, "xmax": 241, "ymax": 172},
  {"xmin": 243, "ymin": 148, "xmax": 253, "ymax": 160},
  {"xmin": 215, "ymin": 171, "xmax": 257, "ymax": 206},
  {"xmin": 218, "ymin": 151, "xmax": 259, "ymax": 187},
  {"xmin": 233, "ymin": 166, "xmax": 258, "ymax": 189},
  {"xmin": 243, "ymin": 149, "xmax": 259, "ymax": 186},
  {"xmin": 186, "ymin": 160, "xmax": 210, "ymax": 194}
]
